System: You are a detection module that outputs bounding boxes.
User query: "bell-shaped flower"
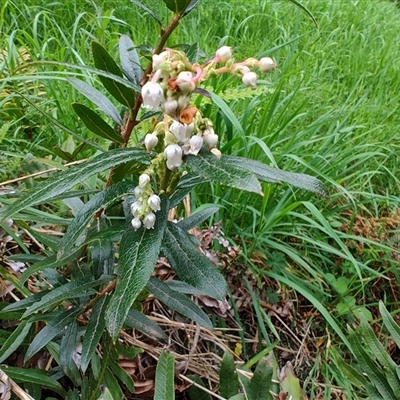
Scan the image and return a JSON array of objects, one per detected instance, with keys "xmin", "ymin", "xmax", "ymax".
[
  {"xmin": 130, "ymin": 201, "xmax": 141, "ymax": 217},
  {"xmin": 162, "ymin": 97, "xmax": 178, "ymax": 117},
  {"xmin": 131, "ymin": 217, "xmax": 142, "ymax": 230},
  {"xmin": 187, "ymin": 135, "xmax": 203, "ymax": 155},
  {"xmin": 141, "ymin": 81, "xmax": 164, "ymax": 110},
  {"xmin": 203, "ymin": 132, "xmax": 218, "ymax": 149},
  {"xmin": 134, "ymin": 186, "xmax": 143, "ymax": 199},
  {"xmin": 143, "ymin": 212, "xmax": 156, "ymax": 229},
  {"xmin": 176, "ymin": 71, "xmax": 195, "ymax": 94},
  {"xmin": 139, "ymin": 173, "xmax": 150, "ymax": 188},
  {"xmin": 148, "ymin": 194, "xmax": 161, "ymax": 212},
  {"xmin": 170, "ymin": 122, "xmax": 194, "ymax": 143},
  {"xmin": 144, "ymin": 133, "xmax": 158, "ymax": 152},
  {"xmin": 215, "ymin": 46, "xmax": 233, "ymax": 64},
  {"xmin": 258, "ymin": 57, "xmax": 277, "ymax": 72},
  {"xmin": 242, "ymin": 71, "xmax": 258, "ymax": 88},
  {"xmin": 164, "ymin": 144, "xmax": 183, "ymax": 170}
]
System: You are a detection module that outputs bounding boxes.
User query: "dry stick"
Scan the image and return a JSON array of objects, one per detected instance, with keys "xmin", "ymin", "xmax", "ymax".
[
  {"xmin": 0, "ymin": 369, "xmax": 34, "ymax": 400},
  {"xmin": 178, "ymin": 374, "xmax": 226, "ymax": 400}
]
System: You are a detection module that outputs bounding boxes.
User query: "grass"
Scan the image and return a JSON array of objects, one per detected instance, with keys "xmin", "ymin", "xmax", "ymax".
[{"xmin": 1, "ymin": 0, "xmax": 400, "ymax": 398}]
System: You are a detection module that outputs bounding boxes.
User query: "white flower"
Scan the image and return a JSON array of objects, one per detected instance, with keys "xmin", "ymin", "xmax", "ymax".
[
  {"xmin": 130, "ymin": 201, "xmax": 141, "ymax": 216},
  {"xmin": 148, "ymin": 194, "xmax": 161, "ymax": 212},
  {"xmin": 139, "ymin": 173, "xmax": 150, "ymax": 188},
  {"xmin": 131, "ymin": 217, "xmax": 142, "ymax": 230},
  {"xmin": 144, "ymin": 133, "xmax": 158, "ymax": 151},
  {"xmin": 164, "ymin": 144, "xmax": 183, "ymax": 170},
  {"xmin": 258, "ymin": 57, "xmax": 277, "ymax": 72},
  {"xmin": 143, "ymin": 212, "xmax": 156, "ymax": 229},
  {"xmin": 134, "ymin": 186, "xmax": 143, "ymax": 199},
  {"xmin": 141, "ymin": 81, "xmax": 164, "ymax": 109},
  {"xmin": 170, "ymin": 121, "xmax": 194, "ymax": 143},
  {"xmin": 203, "ymin": 132, "xmax": 218, "ymax": 149},
  {"xmin": 152, "ymin": 51, "xmax": 169, "ymax": 70},
  {"xmin": 163, "ymin": 98, "xmax": 178, "ymax": 116},
  {"xmin": 242, "ymin": 71, "xmax": 258, "ymax": 88},
  {"xmin": 187, "ymin": 135, "xmax": 203, "ymax": 155},
  {"xmin": 176, "ymin": 71, "xmax": 195, "ymax": 94},
  {"xmin": 216, "ymin": 46, "xmax": 232, "ymax": 64}
]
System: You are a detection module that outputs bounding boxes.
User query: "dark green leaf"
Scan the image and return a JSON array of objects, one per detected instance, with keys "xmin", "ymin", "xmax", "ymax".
[
  {"xmin": 177, "ymin": 206, "xmax": 219, "ymax": 231},
  {"xmin": 0, "ymin": 148, "xmax": 150, "ymax": 221},
  {"xmin": 162, "ymin": 222, "xmax": 227, "ymax": 300},
  {"xmin": 0, "ymin": 321, "xmax": 32, "ymax": 363},
  {"xmin": 182, "ymin": 0, "xmax": 200, "ymax": 16},
  {"xmin": 380, "ymin": 301, "xmax": 400, "ymax": 349},
  {"xmin": 105, "ymin": 196, "xmax": 169, "ymax": 339},
  {"xmin": 125, "ymin": 309, "xmax": 167, "ymax": 340},
  {"xmin": 24, "ymin": 307, "xmax": 82, "ymax": 362},
  {"xmin": 186, "ymin": 42, "xmax": 200, "ymax": 64},
  {"xmin": 220, "ymin": 351, "xmax": 239, "ymax": 399},
  {"xmin": 98, "ymin": 386, "xmax": 117, "ymax": 400},
  {"xmin": 130, "ymin": 0, "xmax": 162, "ymax": 25},
  {"xmin": 58, "ymin": 181, "xmax": 135, "ymax": 259},
  {"xmin": 72, "ymin": 103, "xmax": 124, "ymax": 144},
  {"xmin": 119, "ymin": 35, "xmax": 142, "ymax": 84},
  {"xmin": 154, "ymin": 351, "xmax": 175, "ymax": 400},
  {"xmin": 108, "ymin": 361, "xmax": 135, "ymax": 394},
  {"xmin": 68, "ymin": 78, "xmax": 122, "ymax": 125},
  {"xmin": 162, "ymin": 0, "xmax": 192, "ymax": 13},
  {"xmin": 247, "ymin": 359, "xmax": 273, "ymax": 400},
  {"xmin": 4, "ymin": 366, "xmax": 66, "ymax": 397},
  {"xmin": 186, "ymin": 152, "xmax": 262, "ymax": 195},
  {"xmin": 91, "ymin": 41, "xmax": 136, "ymax": 108},
  {"xmin": 187, "ymin": 375, "xmax": 211, "ymax": 400},
  {"xmin": 60, "ymin": 322, "xmax": 82, "ymax": 385},
  {"xmin": 165, "ymin": 280, "xmax": 205, "ymax": 296},
  {"xmin": 146, "ymin": 277, "xmax": 212, "ymax": 329},
  {"xmin": 169, "ymin": 172, "xmax": 206, "ymax": 208},
  {"xmin": 222, "ymin": 155, "xmax": 328, "ymax": 197},
  {"xmin": 104, "ymin": 367, "xmax": 124, "ymax": 400},
  {"xmin": 81, "ymin": 296, "xmax": 109, "ymax": 372},
  {"xmin": 2, "ymin": 292, "xmax": 48, "ymax": 313}
]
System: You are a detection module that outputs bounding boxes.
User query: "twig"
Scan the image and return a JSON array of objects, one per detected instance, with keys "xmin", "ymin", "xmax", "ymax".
[
  {"xmin": 0, "ymin": 369, "xmax": 34, "ymax": 400},
  {"xmin": 178, "ymin": 374, "xmax": 226, "ymax": 400}
]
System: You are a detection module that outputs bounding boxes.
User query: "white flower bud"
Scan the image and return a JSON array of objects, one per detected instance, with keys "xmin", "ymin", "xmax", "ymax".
[
  {"xmin": 234, "ymin": 65, "xmax": 250, "ymax": 76},
  {"xmin": 141, "ymin": 81, "xmax": 164, "ymax": 110},
  {"xmin": 131, "ymin": 217, "xmax": 142, "ymax": 230},
  {"xmin": 163, "ymin": 97, "xmax": 178, "ymax": 117},
  {"xmin": 143, "ymin": 212, "xmax": 156, "ymax": 229},
  {"xmin": 139, "ymin": 173, "xmax": 150, "ymax": 188},
  {"xmin": 216, "ymin": 46, "xmax": 232, "ymax": 64},
  {"xmin": 187, "ymin": 135, "xmax": 203, "ymax": 155},
  {"xmin": 134, "ymin": 186, "xmax": 143, "ymax": 199},
  {"xmin": 130, "ymin": 201, "xmax": 141, "ymax": 216},
  {"xmin": 258, "ymin": 57, "xmax": 277, "ymax": 72},
  {"xmin": 203, "ymin": 132, "xmax": 218, "ymax": 149},
  {"xmin": 152, "ymin": 51, "xmax": 169, "ymax": 70},
  {"xmin": 144, "ymin": 133, "xmax": 158, "ymax": 151},
  {"xmin": 202, "ymin": 128, "xmax": 215, "ymax": 137},
  {"xmin": 176, "ymin": 71, "xmax": 195, "ymax": 94},
  {"xmin": 242, "ymin": 71, "xmax": 258, "ymax": 88},
  {"xmin": 210, "ymin": 148, "xmax": 222, "ymax": 158},
  {"xmin": 164, "ymin": 144, "xmax": 183, "ymax": 170},
  {"xmin": 148, "ymin": 194, "xmax": 161, "ymax": 212},
  {"xmin": 177, "ymin": 95, "xmax": 190, "ymax": 112}
]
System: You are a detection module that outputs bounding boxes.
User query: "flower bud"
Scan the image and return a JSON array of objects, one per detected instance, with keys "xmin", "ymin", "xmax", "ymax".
[
  {"xmin": 143, "ymin": 212, "xmax": 156, "ymax": 229},
  {"xmin": 234, "ymin": 65, "xmax": 250, "ymax": 76},
  {"xmin": 130, "ymin": 201, "xmax": 141, "ymax": 217},
  {"xmin": 148, "ymin": 194, "xmax": 161, "ymax": 212},
  {"xmin": 210, "ymin": 148, "xmax": 222, "ymax": 158},
  {"xmin": 141, "ymin": 81, "xmax": 164, "ymax": 110},
  {"xmin": 187, "ymin": 135, "xmax": 203, "ymax": 155},
  {"xmin": 164, "ymin": 144, "xmax": 183, "ymax": 170},
  {"xmin": 203, "ymin": 132, "xmax": 218, "ymax": 149},
  {"xmin": 152, "ymin": 51, "xmax": 169, "ymax": 70},
  {"xmin": 139, "ymin": 173, "xmax": 150, "ymax": 188},
  {"xmin": 258, "ymin": 57, "xmax": 277, "ymax": 72},
  {"xmin": 176, "ymin": 71, "xmax": 195, "ymax": 94},
  {"xmin": 162, "ymin": 97, "xmax": 178, "ymax": 117},
  {"xmin": 134, "ymin": 186, "xmax": 143, "ymax": 199},
  {"xmin": 131, "ymin": 217, "xmax": 142, "ymax": 230},
  {"xmin": 216, "ymin": 46, "xmax": 232, "ymax": 64},
  {"xmin": 242, "ymin": 71, "xmax": 258, "ymax": 88},
  {"xmin": 144, "ymin": 133, "xmax": 158, "ymax": 151}
]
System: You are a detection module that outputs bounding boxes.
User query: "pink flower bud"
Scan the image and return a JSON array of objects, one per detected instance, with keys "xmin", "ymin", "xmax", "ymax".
[
  {"xmin": 176, "ymin": 71, "xmax": 195, "ymax": 94},
  {"xmin": 164, "ymin": 144, "xmax": 183, "ymax": 170},
  {"xmin": 139, "ymin": 173, "xmax": 150, "ymax": 188},
  {"xmin": 131, "ymin": 217, "xmax": 142, "ymax": 230},
  {"xmin": 258, "ymin": 57, "xmax": 277, "ymax": 72},
  {"xmin": 143, "ymin": 212, "xmax": 156, "ymax": 229},
  {"xmin": 147, "ymin": 194, "xmax": 161, "ymax": 212},
  {"xmin": 242, "ymin": 71, "xmax": 258, "ymax": 88},
  {"xmin": 215, "ymin": 46, "xmax": 232, "ymax": 64},
  {"xmin": 141, "ymin": 81, "xmax": 164, "ymax": 110},
  {"xmin": 144, "ymin": 133, "xmax": 158, "ymax": 151}
]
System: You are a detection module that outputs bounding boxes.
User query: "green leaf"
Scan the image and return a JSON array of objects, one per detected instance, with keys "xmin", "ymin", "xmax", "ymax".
[
  {"xmin": 58, "ymin": 181, "xmax": 135, "ymax": 259},
  {"xmin": 222, "ymin": 155, "xmax": 328, "ymax": 197},
  {"xmin": 72, "ymin": 103, "xmax": 124, "ymax": 144},
  {"xmin": 68, "ymin": 78, "xmax": 123, "ymax": 125},
  {"xmin": 162, "ymin": 0, "xmax": 192, "ymax": 13},
  {"xmin": 105, "ymin": 196, "xmax": 169, "ymax": 339},
  {"xmin": 119, "ymin": 35, "xmax": 142, "ymax": 84},
  {"xmin": 22, "ymin": 278, "xmax": 106, "ymax": 318},
  {"xmin": 146, "ymin": 277, "xmax": 212, "ymax": 329},
  {"xmin": 60, "ymin": 322, "xmax": 82, "ymax": 386},
  {"xmin": 108, "ymin": 361, "xmax": 135, "ymax": 393},
  {"xmin": 25, "ymin": 307, "xmax": 82, "ymax": 362},
  {"xmin": 279, "ymin": 363, "xmax": 302, "ymax": 400},
  {"xmin": 91, "ymin": 41, "xmax": 136, "ymax": 108},
  {"xmin": 154, "ymin": 351, "xmax": 175, "ymax": 400},
  {"xmin": 0, "ymin": 320, "xmax": 32, "ymax": 363},
  {"xmin": 3, "ymin": 366, "xmax": 66, "ymax": 397},
  {"xmin": 81, "ymin": 296, "xmax": 110, "ymax": 373},
  {"xmin": 220, "ymin": 351, "xmax": 239, "ymax": 399},
  {"xmin": 125, "ymin": 309, "xmax": 168, "ymax": 340},
  {"xmin": 162, "ymin": 222, "xmax": 227, "ymax": 300},
  {"xmin": 169, "ymin": 172, "xmax": 207, "ymax": 208},
  {"xmin": 2, "ymin": 292, "xmax": 47, "ymax": 313},
  {"xmin": 380, "ymin": 301, "xmax": 400, "ymax": 349},
  {"xmin": 247, "ymin": 359, "xmax": 273, "ymax": 400},
  {"xmin": 98, "ymin": 386, "xmax": 117, "ymax": 400},
  {"xmin": 0, "ymin": 148, "xmax": 150, "ymax": 221},
  {"xmin": 186, "ymin": 152, "xmax": 262, "ymax": 195},
  {"xmin": 182, "ymin": 0, "xmax": 200, "ymax": 16},
  {"xmin": 177, "ymin": 206, "xmax": 219, "ymax": 231},
  {"xmin": 187, "ymin": 375, "xmax": 211, "ymax": 400},
  {"xmin": 103, "ymin": 367, "xmax": 124, "ymax": 400},
  {"xmin": 130, "ymin": 0, "xmax": 162, "ymax": 25}
]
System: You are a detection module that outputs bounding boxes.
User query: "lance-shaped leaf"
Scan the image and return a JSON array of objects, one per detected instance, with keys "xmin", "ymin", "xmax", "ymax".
[
  {"xmin": 22, "ymin": 277, "xmax": 107, "ymax": 318},
  {"xmin": 222, "ymin": 155, "xmax": 328, "ymax": 197},
  {"xmin": 169, "ymin": 172, "xmax": 207, "ymax": 208},
  {"xmin": 162, "ymin": 222, "xmax": 227, "ymax": 300},
  {"xmin": 182, "ymin": 0, "xmax": 200, "ymax": 16},
  {"xmin": 72, "ymin": 103, "xmax": 124, "ymax": 144},
  {"xmin": 177, "ymin": 206, "xmax": 220, "ymax": 231},
  {"xmin": 0, "ymin": 320, "xmax": 33, "ymax": 363},
  {"xmin": 125, "ymin": 309, "xmax": 167, "ymax": 340},
  {"xmin": 91, "ymin": 41, "xmax": 136, "ymax": 108},
  {"xmin": 162, "ymin": 0, "xmax": 192, "ymax": 13},
  {"xmin": 68, "ymin": 77, "xmax": 122, "ymax": 125},
  {"xmin": 58, "ymin": 181, "xmax": 135, "ymax": 259},
  {"xmin": 0, "ymin": 148, "xmax": 150, "ymax": 221},
  {"xmin": 146, "ymin": 277, "xmax": 212, "ymax": 329},
  {"xmin": 81, "ymin": 296, "xmax": 109, "ymax": 372},
  {"xmin": 105, "ymin": 196, "xmax": 169, "ymax": 339},
  {"xmin": 60, "ymin": 322, "xmax": 81, "ymax": 385},
  {"xmin": 130, "ymin": 0, "xmax": 162, "ymax": 25},
  {"xmin": 247, "ymin": 359, "xmax": 273, "ymax": 400},
  {"xmin": 25, "ymin": 307, "xmax": 82, "ymax": 362},
  {"xmin": 119, "ymin": 35, "xmax": 142, "ymax": 84},
  {"xmin": 186, "ymin": 152, "xmax": 262, "ymax": 194},
  {"xmin": 220, "ymin": 351, "xmax": 239, "ymax": 399},
  {"xmin": 154, "ymin": 351, "xmax": 175, "ymax": 400}
]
